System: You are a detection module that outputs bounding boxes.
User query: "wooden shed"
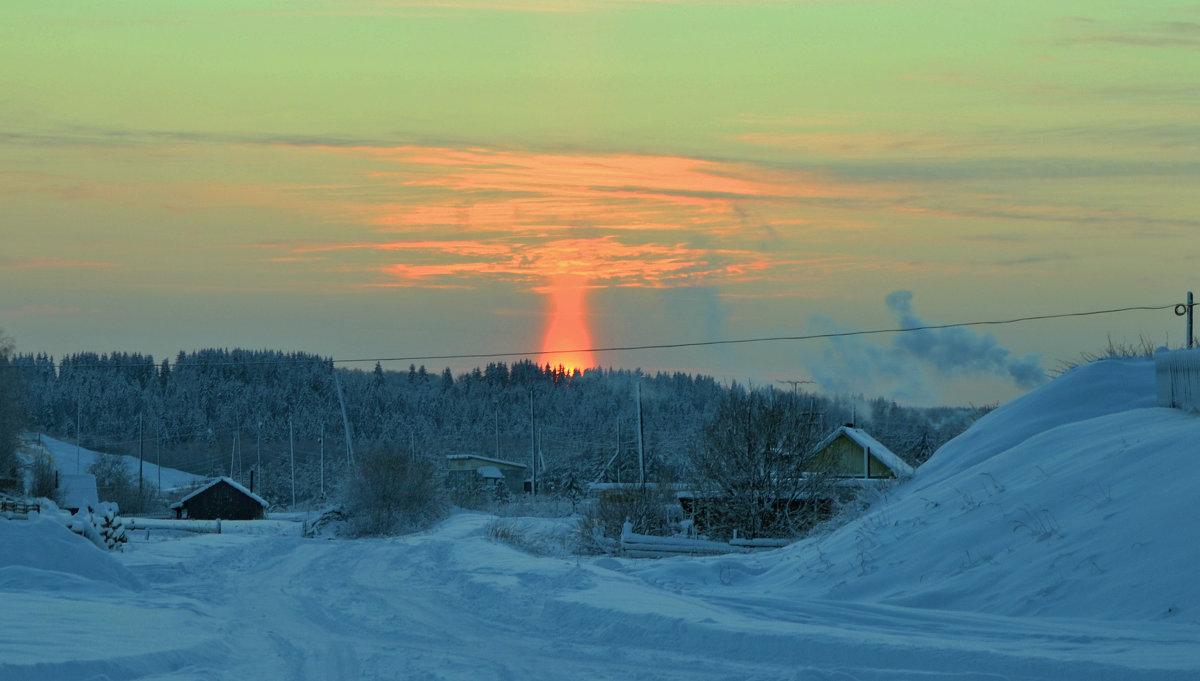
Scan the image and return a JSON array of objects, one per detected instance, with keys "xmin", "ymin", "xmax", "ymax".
[
  {"xmin": 171, "ymin": 477, "xmax": 267, "ymax": 520},
  {"xmin": 59, "ymin": 474, "xmax": 100, "ymax": 514},
  {"xmin": 445, "ymin": 455, "xmax": 527, "ymax": 495},
  {"xmin": 806, "ymin": 425, "xmax": 914, "ymax": 480}
]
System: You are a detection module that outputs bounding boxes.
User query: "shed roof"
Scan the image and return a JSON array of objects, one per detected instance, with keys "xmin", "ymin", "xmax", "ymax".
[
  {"xmin": 811, "ymin": 426, "xmax": 915, "ymax": 477},
  {"xmin": 475, "ymin": 465, "xmax": 504, "ymax": 480},
  {"xmin": 170, "ymin": 476, "xmax": 268, "ymax": 510},
  {"xmin": 60, "ymin": 474, "xmax": 99, "ymax": 511},
  {"xmin": 446, "ymin": 454, "xmax": 527, "ymax": 470}
]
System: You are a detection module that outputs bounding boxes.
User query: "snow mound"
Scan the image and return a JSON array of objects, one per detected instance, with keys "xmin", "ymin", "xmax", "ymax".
[
  {"xmin": 0, "ymin": 515, "xmax": 141, "ymax": 592},
  {"xmin": 632, "ymin": 358, "xmax": 1200, "ymax": 623},
  {"xmin": 912, "ymin": 358, "xmax": 1157, "ymax": 491}
]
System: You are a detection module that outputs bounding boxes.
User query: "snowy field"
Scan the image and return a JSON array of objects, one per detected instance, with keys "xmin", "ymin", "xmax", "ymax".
[{"xmin": 3, "ymin": 357, "xmax": 1200, "ymax": 680}]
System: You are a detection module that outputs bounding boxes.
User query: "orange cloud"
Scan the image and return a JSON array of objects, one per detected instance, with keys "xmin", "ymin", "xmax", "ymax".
[
  {"xmin": 350, "ymin": 236, "xmax": 758, "ymax": 288},
  {"xmin": 281, "ymin": 143, "xmax": 907, "ymax": 293}
]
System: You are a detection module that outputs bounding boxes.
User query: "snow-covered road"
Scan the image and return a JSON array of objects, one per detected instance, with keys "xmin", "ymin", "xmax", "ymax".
[{"xmin": 79, "ymin": 513, "xmax": 1187, "ymax": 681}]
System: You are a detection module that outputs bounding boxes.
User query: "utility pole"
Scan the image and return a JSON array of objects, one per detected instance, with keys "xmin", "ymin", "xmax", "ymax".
[
  {"xmin": 229, "ymin": 424, "xmax": 238, "ymax": 478},
  {"xmin": 289, "ymin": 416, "xmax": 296, "ymax": 508},
  {"xmin": 75, "ymin": 401, "xmax": 81, "ymax": 475},
  {"xmin": 1178, "ymin": 291, "xmax": 1195, "ymax": 349},
  {"xmin": 537, "ymin": 429, "xmax": 546, "ymax": 477},
  {"xmin": 319, "ymin": 423, "xmax": 325, "ymax": 499},
  {"xmin": 529, "ymin": 388, "xmax": 536, "ymax": 496},
  {"xmin": 137, "ymin": 411, "xmax": 144, "ymax": 513},
  {"xmin": 332, "ymin": 369, "xmax": 355, "ymax": 467},
  {"xmin": 636, "ymin": 380, "xmax": 645, "ymax": 489}
]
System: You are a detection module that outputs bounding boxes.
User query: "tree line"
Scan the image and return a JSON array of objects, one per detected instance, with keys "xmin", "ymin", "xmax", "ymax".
[{"xmin": 4, "ymin": 347, "xmax": 989, "ymax": 512}]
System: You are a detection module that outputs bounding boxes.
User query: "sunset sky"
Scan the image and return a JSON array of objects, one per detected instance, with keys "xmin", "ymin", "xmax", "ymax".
[{"xmin": 3, "ymin": 0, "xmax": 1198, "ymax": 406}]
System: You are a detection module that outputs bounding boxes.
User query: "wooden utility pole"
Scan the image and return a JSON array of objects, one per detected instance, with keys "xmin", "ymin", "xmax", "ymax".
[
  {"xmin": 1180, "ymin": 290, "xmax": 1190, "ymax": 347},
  {"xmin": 529, "ymin": 388, "xmax": 536, "ymax": 496},
  {"xmin": 332, "ymin": 369, "xmax": 355, "ymax": 467},
  {"xmin": 137, "ymin": 411, "xmax": 144, "ymax": 513},
  {"xmin": 289, "ymin": 416, "xmax": 296, "ymax": 508},
  {"xmin": 229, "ymin": 425, "xmax": 238, "ymax": 478},
  {"xmin": 636, "ymin": 380, "xmax": 645, "ymax": 489},
  {"xmin": 75, "ymin": 401, "xmax": 81, "ymax": 475}
]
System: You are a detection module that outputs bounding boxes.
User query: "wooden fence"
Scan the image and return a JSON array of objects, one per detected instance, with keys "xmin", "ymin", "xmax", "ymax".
[
  {"xmin": 125, "ymin": 517, "xmax": 222, "ymax": 534},
  {"xmin": 618, "ymin": 521, "xmax": 790, "ymax": 558},
  {"xmin": 1156, "ymin": 348, "xmax": 1200, "ymax": 413},
  {"xmin": 0, "ymin": 499, "xmax": 40, "ymax": 516}
]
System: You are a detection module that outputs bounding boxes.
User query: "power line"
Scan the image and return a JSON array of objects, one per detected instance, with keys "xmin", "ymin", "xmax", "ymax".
[
  {"xmin": 3, "ymin": 302, "xmax": 1178, "ymax": 371},
  {"xmin": 328, "ymin": 303, "xmax": 1177, "ymax": 365}
]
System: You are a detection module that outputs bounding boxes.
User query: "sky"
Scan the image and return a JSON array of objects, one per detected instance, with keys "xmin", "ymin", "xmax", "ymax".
[{"xmin": 2, "ymin": 0, "xmax": 1198, "ymax": 406}]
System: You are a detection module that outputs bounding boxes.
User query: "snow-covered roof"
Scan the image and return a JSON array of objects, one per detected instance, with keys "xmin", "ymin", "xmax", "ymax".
[
  {"xmin": 810, "ymin": 426, "xmax": 914, "ymax": 477},
  {"xmin": 475, "ymin": 465, "xmax": 504, "ymax": 480},
  {"xmin": 446, "ymin": 454, "xmax": 527, "ymax": 470},
  {"xmin": 170, "ymin": 476, "xmax": 268, "ymax": 510},
  {"xmin": 59, "ymin": 474, "xmax": 99, "ymax": 511}
]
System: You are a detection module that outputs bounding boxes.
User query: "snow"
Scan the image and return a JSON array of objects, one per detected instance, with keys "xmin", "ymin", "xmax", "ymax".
[
  {"xmin": 36, "ymin": 434, "xmax": 204, "ymax": 493},
  {"xmin": 169, "ymin": 476, "xmax": 268, "ymax": 510},
  {"xmin": 2, "ymin": 357, "xmax": 1199, "ymax": 679},
  {"xmin": 57, "ymin": 474, "xmax": 98, "ymax": 511}
]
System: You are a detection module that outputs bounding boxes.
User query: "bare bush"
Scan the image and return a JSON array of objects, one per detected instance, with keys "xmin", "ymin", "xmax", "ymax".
[
  {"xmin": 29, "ymin": 453, "xmax": 58, "ymax": 498},
  {"xmin": 687, "ymin": 387, "xmax": 827, "ymax": 541},
  {"xmin": 575, "ymin": 485, "xmax": 681, "ymax": 554},
  {"xmin": 88, "ymin": 452, "xmax": 160, "ymax": 514},
  {"xmin": 341, "ymin": 444, "xmax": 447, "ymax": 537},
  {"xmin": 1054, "ymin": 334, "xmax": 1160, "ymax": 375}
]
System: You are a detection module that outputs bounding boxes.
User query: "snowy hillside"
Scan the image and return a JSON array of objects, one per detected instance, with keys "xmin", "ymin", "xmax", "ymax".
[
  {"xmin": 36, "ymin": 434, "xmax": 203, "ymax": 493},
  {"xmin": 1, "ymin": 358, "xmax": 1198, "ymax": 680}
]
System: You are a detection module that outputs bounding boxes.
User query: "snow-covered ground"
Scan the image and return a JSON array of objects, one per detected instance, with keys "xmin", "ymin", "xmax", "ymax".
[
  {"xmin": 36, "ymin": 434, "xmax": 204, "ymax": 494},
  {"xmin": 3, "ymin": 357, "xmax": 1199, "ymax": 680}
]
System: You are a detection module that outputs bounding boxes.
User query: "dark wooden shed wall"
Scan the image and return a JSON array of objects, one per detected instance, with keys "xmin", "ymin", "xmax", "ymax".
[{"xmin": 177, "ymin": 480, "xmax": 264, "ymax": 520}]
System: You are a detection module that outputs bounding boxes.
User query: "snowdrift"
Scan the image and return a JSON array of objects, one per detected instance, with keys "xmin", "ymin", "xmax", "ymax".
[
  {"xmin": 637, "ymin": 357, "xmax": 1199, "ymax": 622},
  {"xmin": 0, "ymin": 514, "xmax": 140, "ymax": 593}
]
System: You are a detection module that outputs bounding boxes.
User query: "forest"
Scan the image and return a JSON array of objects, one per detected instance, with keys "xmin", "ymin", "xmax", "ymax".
[{"xmin": 6, "ymin": 349, "xmax": 990, "ymax": 511}]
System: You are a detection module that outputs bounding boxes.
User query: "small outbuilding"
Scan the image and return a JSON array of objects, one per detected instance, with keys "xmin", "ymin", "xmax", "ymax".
[
  {"xmin": 59, "ymin": 474, "xmax": 100, "ymax": 514},
  {"xmin": 806, "ymin": 425, "xmax": 914, "ymax": 480},
  {"xmin": 446, "ymin": 455, "xmax": 527, "ymax": 495},
  {"xmin": 171, "ymin": 477, "xmax": 267, "ymax": 520}
]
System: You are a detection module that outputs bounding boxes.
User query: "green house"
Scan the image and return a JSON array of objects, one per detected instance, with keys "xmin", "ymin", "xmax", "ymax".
[{"xmin": 806, "ymin": 426, "xmax": 914, "ymax": 480}]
